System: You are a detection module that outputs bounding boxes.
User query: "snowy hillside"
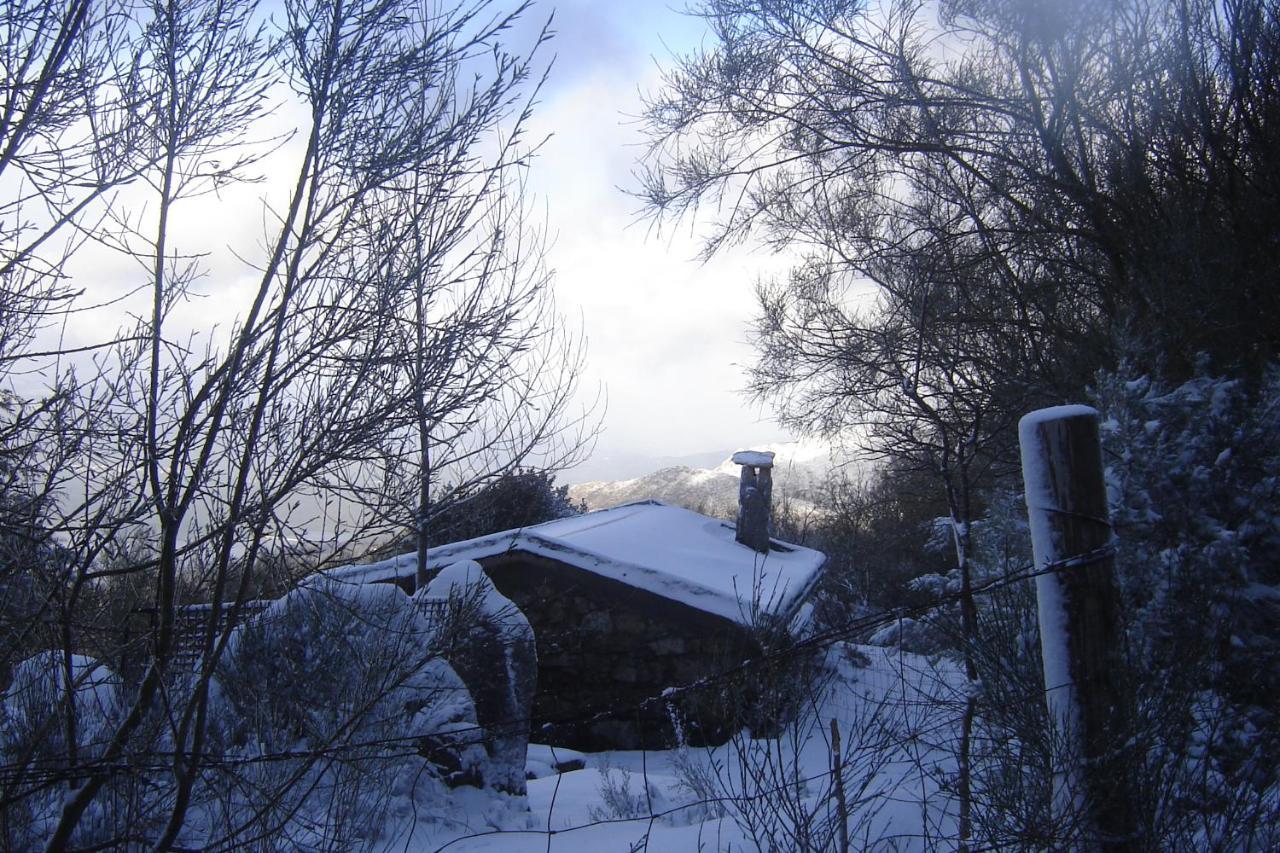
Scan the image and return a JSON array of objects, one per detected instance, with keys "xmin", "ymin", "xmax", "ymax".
[
  {"xmin": 568, "ymin": 465, "xmax": 740, "ymax": 516},
  {"xmin": 569, "ymin": 440, "xmax": 862, "ymax": 516}
]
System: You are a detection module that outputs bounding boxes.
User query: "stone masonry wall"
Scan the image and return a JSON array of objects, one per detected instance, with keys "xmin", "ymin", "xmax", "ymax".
[
  {"xmin": 385, "ymin": 551, "xmax": 767, "ymax": 751},
  {"xmin": 478, "ymin": 553, "xmax": 761, "ymax": 751}
]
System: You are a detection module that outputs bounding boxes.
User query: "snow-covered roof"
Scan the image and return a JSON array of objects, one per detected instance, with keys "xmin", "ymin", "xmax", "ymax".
[{"xmin": 329, "ymin": 501, "xmax": 826, "ymax": 627}]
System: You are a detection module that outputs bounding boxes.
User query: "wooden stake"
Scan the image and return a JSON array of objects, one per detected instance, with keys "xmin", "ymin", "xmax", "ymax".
[
  {"xmin": 830, "ymin": 717, "xmax": 849, "ymax": 853},
  {"xmin": 1019, "ymin": 406, "xmax": 1135, "ymax": 851}
]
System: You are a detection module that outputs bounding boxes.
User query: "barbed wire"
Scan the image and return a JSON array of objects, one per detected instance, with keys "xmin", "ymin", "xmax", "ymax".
[
  {"xmin": 0, "ymin": 544, "xmax": 1139, "ymax": 849},
  {"xmin": 0, "ymin": 547, "xmax": 1098, "ymax": 780}
]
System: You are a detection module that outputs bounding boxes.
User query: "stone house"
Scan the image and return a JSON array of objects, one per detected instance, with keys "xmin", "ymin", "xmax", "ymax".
[{"xmin": 331, "ymin": 452, "xmax": 826, "ymax": 750}]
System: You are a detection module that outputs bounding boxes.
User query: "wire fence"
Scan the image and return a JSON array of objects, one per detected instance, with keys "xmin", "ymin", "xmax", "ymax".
[
  {"xmin": 0, "ymin": 552, "xmax": 1065, "ymax": 778},
  {"xmin": 6, "ymin": 541, "xmax": 1226, "ymax": 852},
  {"xmin": 3, "ymin": 548, "xmax": 1074, "ymax": 764}
]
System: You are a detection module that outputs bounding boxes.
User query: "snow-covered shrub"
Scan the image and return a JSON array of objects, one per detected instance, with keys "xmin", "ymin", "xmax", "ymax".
[
  {"xmin": 1, "ymin": 650, "xmax": 120, "ymax": 759},
  {"xmin": 205, "ymin": 577, "xmax": 487, "ymax": 847},
  {"xmin": 1096, "ymin": 367, "xmax": 1280, "ymax": 700},
  {"xmin": 1092, "ymin": 365, "xmax": 1280, "ymax": 845},
  {"xmin": 214, "ymin": 577, "xmax": 478, "ymax": 756},
  {"xmin": 865, "ymin": 487, "xmax": 1033, "ymax": 653},
  {"xmin": 865, "ymin": 614, "xmax": 949, "ymax": 654},
  {"xmin": 955, "ymin": 366, "xmax": 1280, "ymax": 849},
  {"xmin": 0, "ymin": 652, "xmax": 123, "ymax": 846},
  {"xmin": 415, "ymin": 560, "xmax": 536, "ymax": 795}
]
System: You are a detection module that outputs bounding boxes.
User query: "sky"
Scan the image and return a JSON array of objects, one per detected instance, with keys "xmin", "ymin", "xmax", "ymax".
[
  {"xmin": 513, "ymin": 1, "xmax": 799, "ymax": 473},
  {"xmin": 31, "ymin": 0, "xmax": 801, "ymax": 484}
]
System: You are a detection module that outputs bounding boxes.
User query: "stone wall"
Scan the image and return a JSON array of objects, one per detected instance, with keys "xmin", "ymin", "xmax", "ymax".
[
  {"xmin": 486, "ymin": 553, "xmax": 764, "ymax": 750},
  {"xmin": 391, "ymin": 553, "xmax": 762, "ymax": 751}
]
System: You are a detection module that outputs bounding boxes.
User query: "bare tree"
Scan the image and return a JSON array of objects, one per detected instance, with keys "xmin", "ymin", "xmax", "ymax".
[
  {"xmin": 751, "ymin": 249, "xmax": 1030, "ymax": 840},
  {"xmin": 638, "ymin": 0, "xmax": 1280, "ymax": 845},
  {"xmin": 641, "ymin": 0, "xmax": 1280, "ymax": 380},
  {"xmin": 635, "ymin": 0, "xmax": 1268, "ymax": 844},
  {"xmin": 332, "ymin": 129, "xmax": 593, "ymax": 589},
  {"xmin": 0, "ymin": 0, "xmax": 588, "ymax": 846}
]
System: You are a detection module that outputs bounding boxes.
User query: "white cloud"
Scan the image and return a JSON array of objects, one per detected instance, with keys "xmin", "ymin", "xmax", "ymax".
[
  {"xmin": 528, "ymin": 3, "xmax": 797, "ymax": 460},
  {"xmin": 16, "ymin": 2, "xmax": 799, "ymax": 466}
]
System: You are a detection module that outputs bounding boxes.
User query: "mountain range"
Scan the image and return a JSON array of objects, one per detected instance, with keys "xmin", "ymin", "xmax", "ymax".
[{"xmin": 567, "ymin": 441, "xmax": 859, "ymax": 518}]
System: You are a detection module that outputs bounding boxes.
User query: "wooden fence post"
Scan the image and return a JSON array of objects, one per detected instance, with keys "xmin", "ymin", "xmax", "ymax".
[
  {"xmin": 830, "ymin": 717, "xmax": 849, "ymax": 853},
  {"xmin": 1018, "ymin": 405, "xmax": 1135, "ymax": 851}
]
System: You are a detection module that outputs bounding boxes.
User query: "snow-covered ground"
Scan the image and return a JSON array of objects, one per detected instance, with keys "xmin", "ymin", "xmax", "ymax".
[
  {"xmin": 383, "ymin": 644, "xmax": 966, "ymax": 852},
  {"xmin": 0, "ymin": 637, "xmax": 966, "ymax": 849}
]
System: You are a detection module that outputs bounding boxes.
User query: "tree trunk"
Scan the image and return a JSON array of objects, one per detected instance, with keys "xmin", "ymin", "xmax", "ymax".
[
  {"xmin": 944, "ymin": 467, "xmax": 979, "ymax": 850},
  {"xmin": 416, "ymin": 434, "xmax": 431, "ymax": 591}
]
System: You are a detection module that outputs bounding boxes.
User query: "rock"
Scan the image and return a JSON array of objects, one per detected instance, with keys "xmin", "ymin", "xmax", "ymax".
[
  {"xmin": 581, "ymin": 610, "xmax": 613, "ymax": 632},
  {"xmin": 525, "ymin": 743, "xmax": 587, "ymax": 779},
  {"xmin": 648, "ymin": 637, "xmax": 686, "ymax": 656}
]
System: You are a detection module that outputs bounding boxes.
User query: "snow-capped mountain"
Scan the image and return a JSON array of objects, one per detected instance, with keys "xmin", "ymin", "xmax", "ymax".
[{"xmin": 569, "ymin": 440, "xmax": 859, "ymax": 517}]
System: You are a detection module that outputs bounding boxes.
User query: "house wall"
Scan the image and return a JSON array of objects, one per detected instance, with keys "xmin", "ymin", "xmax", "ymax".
[{"xmin": 387, "ymin": 552, "xmax": 763, "ymax": 751}]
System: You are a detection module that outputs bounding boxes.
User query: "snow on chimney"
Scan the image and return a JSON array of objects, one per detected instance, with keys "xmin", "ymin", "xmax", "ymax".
[{"xmin": 732, "ymin": 450, "xmax": 775, "ymax": 553}]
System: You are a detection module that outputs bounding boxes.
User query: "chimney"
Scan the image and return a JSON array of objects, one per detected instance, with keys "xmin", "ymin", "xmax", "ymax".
[{"xmin": 732, "ymin": 450, "xmax": 775, "ymax": 553}]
